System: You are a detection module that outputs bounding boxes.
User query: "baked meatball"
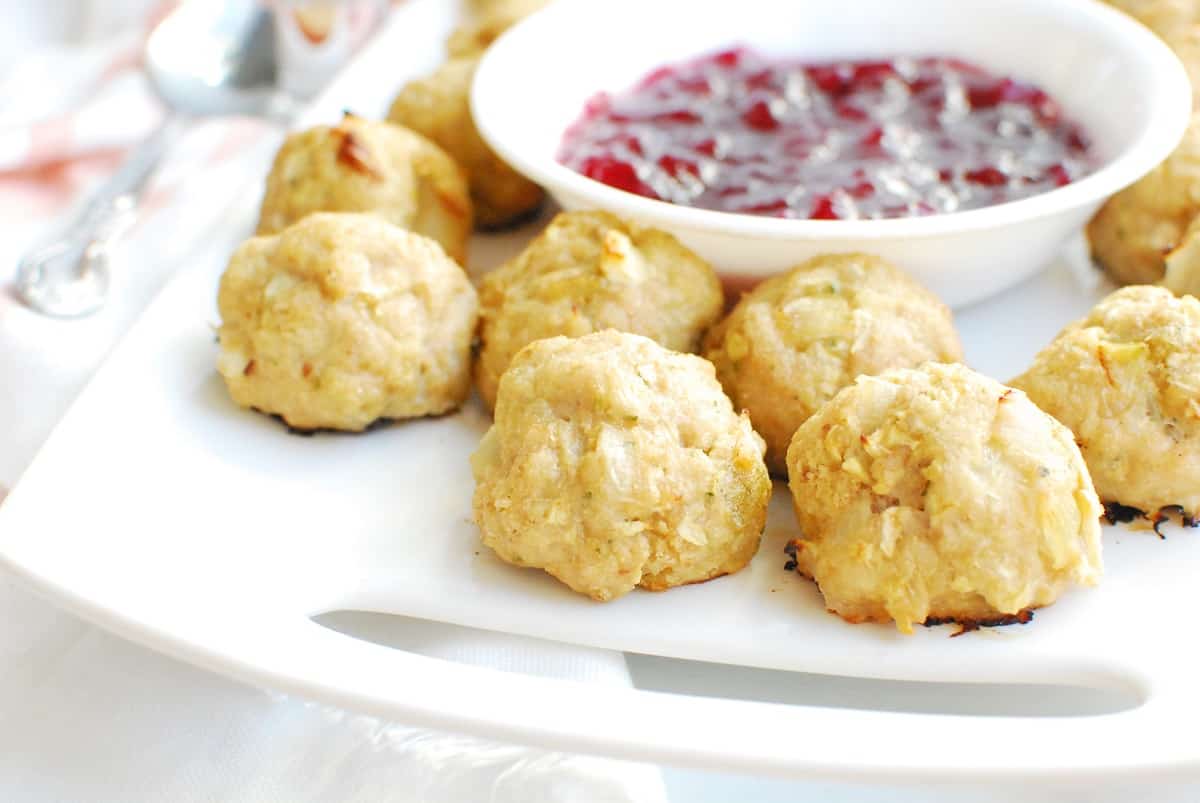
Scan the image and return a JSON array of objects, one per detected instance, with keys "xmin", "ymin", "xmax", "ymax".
[
  {"xmin": 474, "ymin": 210, "xmax": 723, "ymax": 409},
  {"xmin": 1087, "ymin": 116, "xmax": 1200, "ymax": 286},
  {"xmin": 1012, "ymin": 285, "xmax": 1200, "ymax": 515},
  {"xmin": 217, "ymin": 212, "xmax": 478, "ymax": 431},
  {"xmin": 704, "ymin": 253, "xmax": 962, "ymax": 476},
  {"xmin": 1089, "ymin": 1, "xmax": 1200, "ymax": 286},
  {"xmin": 471, "ymin": 330, "xmax": 771, "ymax": 601},
  {"xmin": 388, "ymin": 58, "xmax": 543, "ymax": 229},
  {"xmin": 786, "ymin": 363, "xmax": 1103, "ymax": 634},
  {"xmin": 256, "ymin": 114, "xmax": 472, "ymax": 264},
  {"xmin": 447, "ymin": 0, "xmax": 548, "ymax": 58}
]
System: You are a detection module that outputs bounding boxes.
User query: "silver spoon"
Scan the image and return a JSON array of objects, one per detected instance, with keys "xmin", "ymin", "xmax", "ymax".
[{"xmin": 15, "ymin": 0, "xmax": 294, "ymax": 318}]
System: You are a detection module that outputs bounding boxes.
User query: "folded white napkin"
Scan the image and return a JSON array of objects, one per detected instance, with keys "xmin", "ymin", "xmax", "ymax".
[{"xmin": 0, "ymin": 4, "xmax": 665, "ymax": 800}]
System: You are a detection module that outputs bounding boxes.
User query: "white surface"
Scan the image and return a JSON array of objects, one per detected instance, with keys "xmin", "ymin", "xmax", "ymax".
[
  {"xmin": 11, "ymin": 225, "xmax": 1200, "ymax": 783},
  {"xmin": 3, "ymin": 0, "xmax": 1200, "ymax": 791},
  {"xmin": 473, "ymin": 0, "xmax": 1192, "ymax": 307},
  {"xmin": 0, "ymin": 570, "xmax": 663, "ymax": 803}
]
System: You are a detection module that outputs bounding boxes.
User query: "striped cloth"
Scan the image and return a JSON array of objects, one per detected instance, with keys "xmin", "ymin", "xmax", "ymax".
[{"xmin": 0, "ymin": 0, "xmax": 387, "ymax": 222}]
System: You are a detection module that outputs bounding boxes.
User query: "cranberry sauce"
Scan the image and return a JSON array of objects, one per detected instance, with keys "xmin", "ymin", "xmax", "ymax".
[{"xmin": 557, "ymin": 48, "xmax": 1095, "ymax": 220}]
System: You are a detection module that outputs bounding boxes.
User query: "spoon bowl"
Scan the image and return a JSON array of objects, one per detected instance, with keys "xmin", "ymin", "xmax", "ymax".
[{"xmin": 146, "ymin": 1, "xmax": 288, "ymax": 119}]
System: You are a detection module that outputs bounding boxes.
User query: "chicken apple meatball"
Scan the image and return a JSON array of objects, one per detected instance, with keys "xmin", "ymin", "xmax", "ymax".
[
  {"xmin": 388, "ymin": 58, "xmax": 543, "ymax": 229},
  {"xmin": 704, "ymin": 253, "xmax": 962, "ymax": 476},
  {"xmin": 1087, "ymin": 118, "xmax": 1200, "ymax": 287},
  {"xmin": 217, "ymin": 213, "xmax": 478, "ymax": 432},
  {"xmin": 471, "ymin": 330, "xmax": 771, "ymax": 601},
  {"xmin": 786, "ymin": 363, "xmax": 1103, "ymax": 634},
  {"xmin": 1012, "ymin": 285, "xmax": 1200, "ymax": 516},
  {"xmin": 474, "ymin": 210, "xmax": 723, "ymax": 409},
  {"xmin": 256, "ymin": 114, "xmax": 472, "ymax": 264}
]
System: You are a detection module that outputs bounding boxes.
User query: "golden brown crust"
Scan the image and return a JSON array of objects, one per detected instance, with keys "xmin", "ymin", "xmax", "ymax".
[
  {"xmin": 474, "ymin": 210, "xmax": 723, "ymax": 410},
  {"xmin": 1087, "ymin": 117, "xmax": 1200, "ymax": 286},
  {"xmin": 387, "ymin": 58, "xmax": 542, "ymax": 230},
  {"xmin": 471, "ymin": 330, "xmax": 770, "ymax": 601},
  {"xmin": 1012, "ymin": 285, "xmax": 1200, "ymax": 515},
  {"xmin": 257, "ymin": 114, "xmax": 472, "ymax": 264},
  {"xmin": 704, "ymin": 253, "xmax": 962, "ymax": 476},
  {"xmin": 923, "ymin": 609, "xmax": 1035, "ymax": 637},
  {"xmin": 786, "ymin": 363, "xmax": 1103, "ymax": 634},
  {"xmin": 217, "ymin": 213, "xmax": 478, "ymax": 431},
  {"xmin": 1089, "ymin": 1, "xmax": 1200, "ymax": 286}
]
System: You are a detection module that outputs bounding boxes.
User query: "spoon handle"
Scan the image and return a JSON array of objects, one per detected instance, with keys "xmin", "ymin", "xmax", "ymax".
[
  {"xmin": 83, "ymin": 114, "xmax": 188, "ymax": 224},
  {"xmin": 15, "ymin": 114, "xmax": 189, "ymax": 318}
]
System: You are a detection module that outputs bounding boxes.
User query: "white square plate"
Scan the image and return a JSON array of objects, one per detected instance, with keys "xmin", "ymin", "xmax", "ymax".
[{"xmin": 2, "ymin": 0, "xmax": 1199, "ymax": 783}]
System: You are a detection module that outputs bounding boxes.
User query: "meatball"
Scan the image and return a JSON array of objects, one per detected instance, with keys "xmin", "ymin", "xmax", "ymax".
[
  {"xmin": 474, "ymin": 210, "xmax": 723, "ymax": 409},
  {"xmin": 1087, "ymin": 116, "xmax": 1200, "ymax": 286},
  {"xmin": 786, "ymin": 363, "xmax": 1103, "ymax": 634},
  {"xmin": 256, "ymin": 114, "xmax": 472, "ymax": 264},
  {"xmin": 1012, "ymin": 285, "xmax": 1200, "ymax": 515},
  {"xmin": 217, "ymin": 212, "xmax": 478, "ymax": 431},
  {"xmin": 704, "ymin": 253, "xmax": 962, "ymax": 476},
  {"xmin": 1089, "ymin": 0, "xmax": 1200, "ymax": 287},
  {"xmin": 388, "ymin": 58, "xmax": 543, "ymax": 229},
  {"xmin": 446, "ymin": 0, "xmax": 549, "ymax": 58},
  {"xmin": 471, "ymin": 330, "xmax": 771, "ymax": 601}
]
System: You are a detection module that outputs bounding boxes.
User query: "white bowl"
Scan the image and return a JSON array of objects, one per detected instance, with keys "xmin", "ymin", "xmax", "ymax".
[{"xmin": 473, "ymin": 0, "xmax": 1192, "ymax": 307}]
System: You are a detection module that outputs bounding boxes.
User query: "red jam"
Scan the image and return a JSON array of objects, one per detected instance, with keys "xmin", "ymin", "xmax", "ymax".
[{"xmin": 557, "ymin": 48, "xmax": 1095, "ymax": 220}]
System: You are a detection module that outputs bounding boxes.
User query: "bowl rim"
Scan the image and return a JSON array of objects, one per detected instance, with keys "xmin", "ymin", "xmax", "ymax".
[{"xmin": 472, "ymin": 0, "xmax": 1194, "ymax": 241}]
